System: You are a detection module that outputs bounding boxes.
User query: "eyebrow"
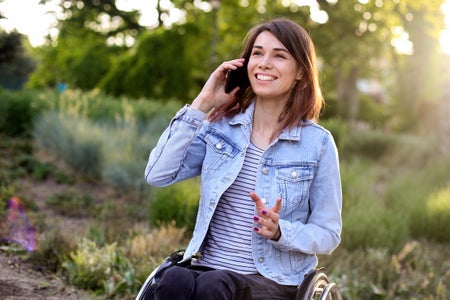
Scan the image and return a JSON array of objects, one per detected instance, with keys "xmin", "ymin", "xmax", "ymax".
[{"xmin": 253, "ymin": 45, "xmax": 289, "ymax": 53}]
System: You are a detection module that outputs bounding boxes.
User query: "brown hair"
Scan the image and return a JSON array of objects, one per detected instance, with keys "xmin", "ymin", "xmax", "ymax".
[{"xmin": 209, "ymin": 18, "xmax": 323, "ymax": 137}]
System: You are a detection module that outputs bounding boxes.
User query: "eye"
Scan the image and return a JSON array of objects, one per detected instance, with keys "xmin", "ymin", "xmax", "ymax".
[
  {"xmin": 275, "ymin": 53, "xmax": 287, "ymax": 59},
  {"xmin": 251, "ymin": 49, "xmax": 263, "ymax": 56}
]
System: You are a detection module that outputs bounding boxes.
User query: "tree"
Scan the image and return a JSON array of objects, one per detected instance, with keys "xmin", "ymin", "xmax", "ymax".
[
  {"xmin": 391, "ymin": 0, "xmax": 446, "ymax": 132},
  {"xmin": 28, "ymin": 0, "xmax": 143, "ymax": 90},
  {"xmin": 0, "ymin": 30, "xmax": 35, "ymax": 89}
]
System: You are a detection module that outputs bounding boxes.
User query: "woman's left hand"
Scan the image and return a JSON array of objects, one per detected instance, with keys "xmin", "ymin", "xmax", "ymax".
[{"xmin": 250, "ymin": 192, "xmax": 282, "ymax": 241}]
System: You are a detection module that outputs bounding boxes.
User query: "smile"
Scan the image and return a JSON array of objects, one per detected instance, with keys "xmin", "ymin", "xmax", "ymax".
[{"xmin": 256, "ymin": 74, "xmax": 276, "ymax": 81}]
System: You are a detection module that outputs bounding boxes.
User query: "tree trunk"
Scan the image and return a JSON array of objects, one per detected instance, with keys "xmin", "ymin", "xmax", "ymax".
[{"xmin": 335, "ymin": 66, "xmax": 360, "ymax": 125}]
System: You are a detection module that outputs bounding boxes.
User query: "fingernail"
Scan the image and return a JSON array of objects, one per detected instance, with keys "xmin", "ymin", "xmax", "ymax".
[
  {"xmin": 253, "ymin": 216, "xmax": 259, "ymax": 221},
  {"xmin": 262, "ymin": 210, "xmax": 267, "ymax": 215},
  {"xmin": 253, "ymin": 227, "xmax": 259, "ymax": 232}
]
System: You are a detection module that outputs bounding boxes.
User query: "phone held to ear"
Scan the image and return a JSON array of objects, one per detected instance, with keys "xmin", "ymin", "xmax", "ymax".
[{"xmin": 224, "ymin": 66, "xmax": 250, "ymax": 94}]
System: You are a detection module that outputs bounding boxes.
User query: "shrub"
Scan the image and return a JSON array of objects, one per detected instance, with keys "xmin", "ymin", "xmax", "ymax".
[
  {"xmin": 343, "ymin": 129, "xmax": 397, "ymax": 160},
  {"xmin": 0, "ymin": 90, "xmax": 44, "ymax": 137},
  {"xmin": 33, "ymin": 112, "xmax": 103, "ymax": 180},
  {"xmin": 124, "ymin": 222, "xmax": 187, "ymax": 283},
  {"xmin": 27, "ymin": 225, "xmax": 75, "ymax": 273},
  {"xmin": 326, "ymin": 240, "xmax": 450, "ymax": 299},
  {"xmin": 340, "ymin": 158, "xmax": 409, "ymax": 252},
  {"xmin": 45, "ymin": 190, "xmax": 95, "ymax": 218},
  {"xmin": 149, "ymin": 179, "xmax": 200, "ymax": 234},
  {"xmin": 418, "ymin": 186, "xmax": 450, "ymax": 243},
  {"xmin": 63, "ymin": 238, "xmax": 136, "ymax": 297}
]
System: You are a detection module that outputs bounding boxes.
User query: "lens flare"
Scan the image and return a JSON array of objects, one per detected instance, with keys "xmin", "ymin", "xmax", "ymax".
[{"xmin": 1, "ymin": 197, "xmax": 38, "ymax": 251}]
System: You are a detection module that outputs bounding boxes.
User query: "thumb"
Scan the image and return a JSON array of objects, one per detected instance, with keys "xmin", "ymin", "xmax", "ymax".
[{"xmin": 272, "ymin": 196, "xmax": 282, "ymax": 214}]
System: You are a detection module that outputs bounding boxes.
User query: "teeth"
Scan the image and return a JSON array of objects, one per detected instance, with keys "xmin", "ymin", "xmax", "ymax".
[{"xmin": 257, "ymin": 74, "xmax": 275, "ymax": 81}]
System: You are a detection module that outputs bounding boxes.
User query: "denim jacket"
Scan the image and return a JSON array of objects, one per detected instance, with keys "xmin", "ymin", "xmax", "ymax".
[{"xmin": 145, "ymin": 101, "xmax": 342, "ymax": 285}]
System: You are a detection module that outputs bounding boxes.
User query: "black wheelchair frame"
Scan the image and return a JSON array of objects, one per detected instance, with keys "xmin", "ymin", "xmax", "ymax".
[{"xmin": 135, "ymin": 250, "xmax": 342, "ymax": 300}]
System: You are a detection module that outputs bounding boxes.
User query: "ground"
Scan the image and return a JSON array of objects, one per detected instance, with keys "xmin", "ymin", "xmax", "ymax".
[
  {"xmin": 0, "ymin": 177, "xmax": 108, "ymax": 300},
  {"xmin": 0, "ymin": 252, "xmax": 91, "ymax": 300}
]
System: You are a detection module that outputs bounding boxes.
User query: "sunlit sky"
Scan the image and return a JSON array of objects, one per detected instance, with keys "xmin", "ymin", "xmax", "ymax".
[{"xmin": 0, "ymin": 0, "xmax": 449, "ymax": 54}]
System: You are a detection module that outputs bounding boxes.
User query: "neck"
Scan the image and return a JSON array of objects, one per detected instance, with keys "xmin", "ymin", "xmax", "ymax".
[{"xmin": 251, "ymin": 99, "xmax": 283, "ymax": 149}]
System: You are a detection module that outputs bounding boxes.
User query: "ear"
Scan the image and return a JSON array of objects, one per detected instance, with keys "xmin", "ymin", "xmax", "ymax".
[{"xmin": 296, "ymin": 70, "xmax": 302, "ymax": 80}]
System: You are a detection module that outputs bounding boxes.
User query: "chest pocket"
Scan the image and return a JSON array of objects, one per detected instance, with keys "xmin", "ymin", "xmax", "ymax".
[
  {"xmin": 203, "ymin": 131, "xmax": 239, "ymax": 174},
  {"xmin": 275, "ymin": 165, "xmax": 314, "ymax": 213}
]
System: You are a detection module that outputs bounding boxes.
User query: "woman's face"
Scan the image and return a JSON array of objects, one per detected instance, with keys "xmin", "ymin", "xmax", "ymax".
[{"xmin": 247, "ymin": 31, "xmax": 301, "ymax": 102}]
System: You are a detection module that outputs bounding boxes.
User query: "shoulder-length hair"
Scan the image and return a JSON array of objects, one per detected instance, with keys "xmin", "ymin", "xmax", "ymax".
[{"xmin": 209, "ymin": 18, "xmax": 323, "ymax": 137}]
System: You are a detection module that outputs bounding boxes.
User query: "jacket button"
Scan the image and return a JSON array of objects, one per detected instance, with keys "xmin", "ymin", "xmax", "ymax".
[
  {"xmin": 262, "ymin": 168, "xmax": 269, "ymax": 175},
  {"xmin": 291, "ymin": 170, "xmax": 298, "ymax": 178},
  {"xmin": 258, "ymin": 257, "xmax": 264, "ymax": 263},
  {"xmin": 216, "ymin": 141, "xmax": 223, "ymax": 149}
]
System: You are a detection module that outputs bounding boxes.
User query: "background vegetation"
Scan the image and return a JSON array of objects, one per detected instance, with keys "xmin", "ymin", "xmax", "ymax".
[{"xmin": 1, "ymin": 0, "xmax": 449, "ymax": 299}]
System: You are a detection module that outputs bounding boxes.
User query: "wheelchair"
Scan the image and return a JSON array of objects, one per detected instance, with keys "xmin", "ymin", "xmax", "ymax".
[{"xmin": 136, "ymin": 250, "xmax": 342, "ymax": 300}]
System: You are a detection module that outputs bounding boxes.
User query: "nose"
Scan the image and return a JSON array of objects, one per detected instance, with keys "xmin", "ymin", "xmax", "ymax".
[{"xmin": 258, "ymin": 55, "xmax": 272, "ymax": 69}]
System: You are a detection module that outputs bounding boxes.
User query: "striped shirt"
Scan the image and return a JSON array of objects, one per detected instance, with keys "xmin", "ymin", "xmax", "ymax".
[{"xmin": 194, "ymin": 142, "xmax": 264, "ymax": 274}]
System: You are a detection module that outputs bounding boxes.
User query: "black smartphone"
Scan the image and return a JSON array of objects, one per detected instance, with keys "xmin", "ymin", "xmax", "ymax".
[{"xmin": 224, "ymin": 66, "xmax": 250, "ymax": 94}]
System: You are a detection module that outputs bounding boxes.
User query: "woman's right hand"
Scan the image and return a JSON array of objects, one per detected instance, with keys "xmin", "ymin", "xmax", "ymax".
[{"xmin": 191, "ymin": 58, "xmax": 245, "ymax": 113}]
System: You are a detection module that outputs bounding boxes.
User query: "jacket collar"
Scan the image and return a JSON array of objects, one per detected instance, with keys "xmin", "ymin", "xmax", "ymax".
[{"xmin": 228, "ymin": 100, "xmax": 308, "ymax": 142}]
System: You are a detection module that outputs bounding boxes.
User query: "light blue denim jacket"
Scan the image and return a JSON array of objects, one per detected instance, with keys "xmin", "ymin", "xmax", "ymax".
[{"xmin": 145, "ymin": 101, "xmax": 342, "ymax": 285}]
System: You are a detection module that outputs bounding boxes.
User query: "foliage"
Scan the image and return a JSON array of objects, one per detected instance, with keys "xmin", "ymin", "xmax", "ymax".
[
  {"xmin": 421, "ymin": 186, "xmax": 450, "ymax": 243},
  {"xmin": 63, "ymin": 238, "xmax": 136, "ymax": 296},
  {"xmin": 0, "ymin": 89, "xmax": 46, "ymax": 137},
  {"xmin": 339, "ymin": 158, "xmax": 409, "ymax": 251},
  {"xmin": 27, "ymin": 225, "xmax": 75, "ymax": 273},
  {"xmin": 342, "ymin": 129, "xmax": 398, "ymax": 160},
  {"xmin": 0, "ymin": 30, "xmax": 35, "ymax": 90},
  {"xmin": 124, "ymin": 222, "xmax": 187, "ymax": 283},
  {"xmin": 45, "ymin": 190, "xmax": 95, "ymax": 218},
  {"xmin": 322, "ymin": 240, "xmax": 450, "ymax": 299},
  {"xmin": 33, "ymin": 112, "xmax": 103, "ymax": 180},
  {"xmin": 99, "ymin": 25, "xmax": 194, "ymax": 99},
  {"xmin": 29, "ymin": 0, "xmax": 142, "ymax": 90},
  {"xmin": 149, "ymin": 179, "xmax": 200, "ymax": 234}
]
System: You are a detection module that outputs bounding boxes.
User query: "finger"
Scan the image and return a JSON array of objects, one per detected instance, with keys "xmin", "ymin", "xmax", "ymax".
[
  {"xmin": 253, "ymin": 223, "xmax": 278, "ymax": 239},
  {"xmin": 220, "ymin": 58, "xmax": 245, "ymax": 72},
  {"xmin": 249, "ymin": 192, "xmax": 266, "ymax": 212}
]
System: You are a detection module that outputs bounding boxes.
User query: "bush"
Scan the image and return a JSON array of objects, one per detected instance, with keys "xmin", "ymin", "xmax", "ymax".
[
  {"xmin": 416, "ymin": 186, "xmax": 450, "ymax": 243},
  {"xmin": 46, "ymin": 190, "xmax": 95, "ymax": 218},
  {"xmin": 149, "ymin": 179, "xmax": 200, "ymax": 234},
  {"xmin": 124, "ymin": 222, "xmax": 187, "ymax": 283},
  {"xmin": 343, "ymin": 129, "xmax": 397, "ymax": 160},
  {"xmin": 63, "ymin": 238, "xmax": 136, "ymax": 297},
  {"xmin": 340, "ymin": 158, "xmax": 409, "ymax": 251},
  {"xmin": 0, "ymin": 90, "xmax": 43, "ymax": 136},
  {"xmin": 325, "ymin": 240, "xmax": 450, "ymax": 299},
  {"xmin": 33, "ymin": 112, "xmax": 103, "ymax": 180},
  {"xmin": 27, "ymin": 225, "xmax": 75, "ymax": 273}
]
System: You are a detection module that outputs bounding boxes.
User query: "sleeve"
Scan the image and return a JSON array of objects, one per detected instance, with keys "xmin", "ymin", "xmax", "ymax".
[
  {"xmin": 144, "ymin": 105, "xmax": 208, "ymax": 187},
  {"xmin": 270, "ymin": 131, "xmax": 342, "ymax": 255}
]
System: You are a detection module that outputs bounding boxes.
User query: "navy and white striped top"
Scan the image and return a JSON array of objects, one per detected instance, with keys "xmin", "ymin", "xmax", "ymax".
[{"xmin": 194, "ymin": 142, "xmax": 264, "ymax": 274}]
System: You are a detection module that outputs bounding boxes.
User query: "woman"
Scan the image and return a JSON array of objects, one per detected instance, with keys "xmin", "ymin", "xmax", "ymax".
[{"xmin": 144, "ymin": 17, "xmax": 342, "ymax": 300}]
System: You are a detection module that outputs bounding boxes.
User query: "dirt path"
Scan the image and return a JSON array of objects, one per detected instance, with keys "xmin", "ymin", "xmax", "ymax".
[
  {"xmin": 0, "ymin": 177, "xmax": 100, "ymax": 299},
  {"xmin": 0, "ymin": 250, "xmax": 92, "ymax": 300}
]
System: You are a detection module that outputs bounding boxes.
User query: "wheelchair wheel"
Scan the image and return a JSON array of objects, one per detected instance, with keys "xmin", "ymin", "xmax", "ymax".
[
  {"xmin": 320, "ymin": 282, "xmax": 343, "ymax": 300},
  {"xmin": 296, "ymin": 270, "xmax": 342, "ymax": 300}
]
